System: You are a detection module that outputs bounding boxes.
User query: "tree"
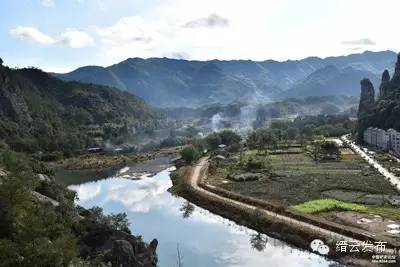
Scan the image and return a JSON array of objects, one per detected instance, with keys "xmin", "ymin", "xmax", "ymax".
[
  {"xmin": 219, "ymin": 130, "xmax": 241, "ymax": 146},
  {"xmin": 320, "ymin": 141, "xmax": 341, "ymax": 160},
  {"xmin": 310, "ymin": 140, "xmax": 341, "ymax": 161},
  {"xmin": 258, "ymin": 129, "xmax": 278, "ymax": 150},
  {"xmin": 310, "ymin": 140, "xmax": 323, "ymax": 161},
  {"xmin": 246, "ymin": 129, "xmax": 278, "ymax": 151},
  {"xmin": 184, "ymin": 126, "xmax": 198, "ymax": 139},
  {"xmin": 301, "ymin": 124, "xmax": 316, "ymax": 139},
  {"xmin": 107, "ymin": 213, "xmax": 131, "ymax": 232},
  {"xmin": 287, "ymin": 127, "xmax": 299, "ymax": 140},
  {"xmin": 205, "ymin": 133, "xmax": 221, "ymax": 150},
  {"xmin": 181, "ymin": 146, "xmax": 199, "ymax": 164},
  {"xmin": 0, "ymin": 57, "xmax": 3, "ymax": 66}
]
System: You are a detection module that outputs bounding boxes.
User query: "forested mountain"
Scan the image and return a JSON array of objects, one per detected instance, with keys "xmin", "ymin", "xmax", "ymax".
[
  {"xmin": 55, "ymin": 51, "xmax": 397, "ymax": 107},
  {"xmin": 281, "ymin": 65, "xmax": 380, "ymax": 98},
  {"xmin": 0, "ymin": 62, "xmax": 162, "ymax": 156},
  {"xmin": 357, "ymin": 53, "xmax": 400, "ymax": 140}
]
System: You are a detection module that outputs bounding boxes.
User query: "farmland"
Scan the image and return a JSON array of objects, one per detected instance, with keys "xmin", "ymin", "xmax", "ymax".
[{"xmin": 206, "ymin": 148, "xmax": 398, "ymax": 206}]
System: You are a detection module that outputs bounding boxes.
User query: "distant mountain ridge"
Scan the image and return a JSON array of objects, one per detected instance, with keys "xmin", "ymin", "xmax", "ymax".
[
  {"xmin": 55, "ymin": 50, "xmax": 397, "ymax": 107},
  {"xmin": 281, "ymin": 65, "xmax": 381, "ymax": 98}
]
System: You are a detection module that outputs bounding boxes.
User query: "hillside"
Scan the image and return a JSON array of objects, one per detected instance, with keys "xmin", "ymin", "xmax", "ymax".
[
  {"xmin": 55, "ymin": 51, "xmax": 397, "ymax": 107},
  {"xmin": 357, "ymin": 53, "xmax": 400, "ymax": 139},
  {"xmin": 282, "ymin": 65, "xmax": 380, "ymax": 98},
  {"xmin": 0, "ymin": 63, "xmax": 162, "ymax": 156}
]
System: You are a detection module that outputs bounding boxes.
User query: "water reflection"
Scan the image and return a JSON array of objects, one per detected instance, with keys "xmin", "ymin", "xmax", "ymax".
[
  {"xmin": 180, "ymin": 201, "xmax": 195, "ymax": 219},
  {"xmin": 250, "ymin": 233, "xmax": 268, "ymax": 252},
  {"xmin": 69, "ymin": 166, "xmax": 341, "ymax": 267}
]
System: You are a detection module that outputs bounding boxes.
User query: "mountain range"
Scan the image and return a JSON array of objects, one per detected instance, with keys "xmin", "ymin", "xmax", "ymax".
[{"xmin": 55, "ymin": 50, "xmax": 398, "ymax": 107}]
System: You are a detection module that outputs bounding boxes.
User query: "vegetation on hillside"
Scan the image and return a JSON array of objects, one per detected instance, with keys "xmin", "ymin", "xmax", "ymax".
[
  {"xmin": 0, "ymin": 142, "xmax": 156, "ymax": 266},
  {"xmin": 0, "ymin": 64, "xmax": 163, "ymax": 159}
]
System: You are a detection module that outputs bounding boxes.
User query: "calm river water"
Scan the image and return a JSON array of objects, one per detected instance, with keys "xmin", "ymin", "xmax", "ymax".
[{"xmin": 59, "ymin": 160, "xmax": 341, "ymax": 267}]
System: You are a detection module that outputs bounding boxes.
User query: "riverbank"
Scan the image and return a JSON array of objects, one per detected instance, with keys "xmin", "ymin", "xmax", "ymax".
[
  {"xmin": 171, "ymin": 158, "xmax": 397, "ymax": 267},
  {"xmin": 58, "ymin": 146, "xmax": 181, "ymax": 170}
]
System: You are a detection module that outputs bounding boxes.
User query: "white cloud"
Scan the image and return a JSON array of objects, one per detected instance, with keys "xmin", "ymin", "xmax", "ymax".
[
  {"xmin": 10, "ymin": 26, "xmax": 94, "ymax": 48},
  {"xmin": 39, "ymin": 0, "xmax": 55, "ymax": 7},
  {"xmin": 183, "ymin": 14, "xmax": 229, "ymax": 28},
  {"xmin": 59, "ymin": 29, "xmax": 95, "ymax": 48},
  {"xmin": 93, "ymin": 16, "xmax": 175, "ymax": 62},
  {"xmin": 11, "ymin": 26, "xmax": 55, "ymax": 45},
  {"xmin": 342, "ymin": 38, "xmax": 376, "ymax": 46},
  {"xmin": 9, "ymin": 0, "xmax": 400, "ymax": 69},
  {"xmin": 95, "ymin": 16, "xmax": 155, "ymax": 45}
]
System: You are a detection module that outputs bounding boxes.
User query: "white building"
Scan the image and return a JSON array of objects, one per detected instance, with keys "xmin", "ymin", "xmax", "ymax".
[
  {"xmin": 376, "ymin": 128, "xmax": 390, "ymax": 150},
  {"xmin": 388, "ymin": 129, "xmax": 400, "ymax": 153},
  {"xmin": 363, "ymin": 127, "xmax": 373, "ymax": 145},
  {"xmin": 364, "ymin": 127, "xmax": 400, "ymax": 153}
]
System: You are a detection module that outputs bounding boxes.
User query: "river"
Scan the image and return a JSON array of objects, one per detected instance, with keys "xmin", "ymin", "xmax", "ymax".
[{"xmin": 58, "ymin": 158, "xmax": 341, "ymax": 267}]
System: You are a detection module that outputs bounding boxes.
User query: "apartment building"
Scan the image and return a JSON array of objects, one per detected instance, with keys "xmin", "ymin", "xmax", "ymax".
[{"xmin": 364, "ymin": 127, "xmax": 400, "ymax": 153}]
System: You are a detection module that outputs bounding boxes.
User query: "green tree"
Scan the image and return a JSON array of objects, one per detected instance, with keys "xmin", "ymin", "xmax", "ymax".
[
  {"xmin": 219, "ymin": 130, "xmax": 241, "ymax": 146},
  {"xmin": 185, "ymin": 126, "xmax": 198, "ymax": 139},
  {"xmin": 320, "ymin": 141, "xmax": 341, "ymax": 160},
  {"xmin": 301, "ymin": 124, "xmax": 316, "ymax": 139},
  {"xmin": 287, "ymin": 127, "xmax": 299, "ymax": 140},
  {"xmin": 106, "ymin": 213, "xmax": 131, "ymax": 232},
  {"xmin": 205, "ymin": 133, "xmax": 222, "ymax": 150},
  {"xmin": 181, "ymin": 146, "xmax": 200, "ymax": 164},
  {"xmin": 310, "ymin": 140, "xmax": 322, "ymax": 161}
]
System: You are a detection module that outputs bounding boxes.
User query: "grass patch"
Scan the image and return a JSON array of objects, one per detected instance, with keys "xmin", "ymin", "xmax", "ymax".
[
  {"xmin": 293, "ymin": 199, "xmax": 400, "ymax": 220},
  {"xmin": 293, "ymin": 199, "xmax": 368, "ymax": 214}
]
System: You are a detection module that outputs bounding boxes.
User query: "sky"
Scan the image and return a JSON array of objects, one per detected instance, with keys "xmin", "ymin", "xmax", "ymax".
[{"xmin": 1, "ymin": 0, "xmax": 399, "ymax": 72}]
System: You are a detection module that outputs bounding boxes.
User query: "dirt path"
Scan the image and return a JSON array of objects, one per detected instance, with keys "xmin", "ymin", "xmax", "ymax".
[
  {"xmin": 188, "ymin": 157, "xmax": 361, "ymax": 243},
  {"xmin": 341, "ymin": 134, "xmax": 400, "ymax": 192}
]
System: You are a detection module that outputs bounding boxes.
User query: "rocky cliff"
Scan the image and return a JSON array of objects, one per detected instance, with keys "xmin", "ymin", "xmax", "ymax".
[
  {"xmin": 357, "ymin": 53, "xmax": 400, "ymax": 141},
  {"xmin": 357, "ymin": 78, "xmax": 375, "ymax": 118}
]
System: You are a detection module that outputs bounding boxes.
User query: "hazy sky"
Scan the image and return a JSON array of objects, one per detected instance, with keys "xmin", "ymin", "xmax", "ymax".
[{"xmin": 1, "ymin": 0, "xmax": 399, "ymax": 72}]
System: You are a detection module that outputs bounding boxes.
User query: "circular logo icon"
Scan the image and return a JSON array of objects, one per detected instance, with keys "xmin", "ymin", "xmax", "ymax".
[{"xmin": 310, "ymin": 239, "xmax": 330, "ymax": 255}]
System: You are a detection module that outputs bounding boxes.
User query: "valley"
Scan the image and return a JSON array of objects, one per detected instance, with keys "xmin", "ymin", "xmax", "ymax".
[{"xmin": 1, "ymin": 49, "xmax": 400, "ymax": 267}]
